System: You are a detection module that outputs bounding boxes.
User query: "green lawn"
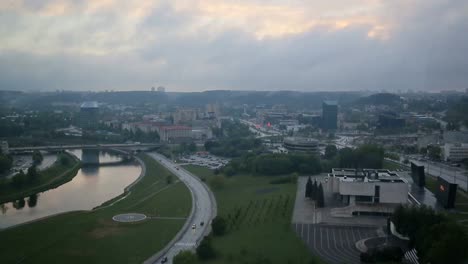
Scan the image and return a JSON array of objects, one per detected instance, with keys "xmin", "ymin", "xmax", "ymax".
[
  {"xmin": 0, "ymin": 154, "xmax": 192, "ymax": 264},
  {"xmin": 0, "ymin": 153, "xmax": 80, "ymax": 203},
  {"xmin": 183, "ymin": 165, "xmax": 320, "ymax": 264}
]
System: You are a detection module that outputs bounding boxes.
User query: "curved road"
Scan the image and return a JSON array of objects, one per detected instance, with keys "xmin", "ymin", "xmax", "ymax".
[{"xmin": 144, "ymin": 152, "xmax": 216, "ymax": 264}]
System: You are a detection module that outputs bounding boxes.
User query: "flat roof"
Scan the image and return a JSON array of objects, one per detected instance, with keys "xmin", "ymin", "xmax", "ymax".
[
  {"xmin": 329, "ymin": 168, "xmax": 405, "ymax": 183},
  {"xmin": 80, "ymin": 101, "xmax": 99, "ymax": 108}
]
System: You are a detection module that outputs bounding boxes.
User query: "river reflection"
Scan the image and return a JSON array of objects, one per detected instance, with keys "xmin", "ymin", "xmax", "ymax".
[{"xmin": 0, "ymin": 150, "xmax": 140, "ymax": 228}]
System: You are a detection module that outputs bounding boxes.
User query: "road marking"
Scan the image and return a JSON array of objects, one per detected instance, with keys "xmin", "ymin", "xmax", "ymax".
[{"xmin": 175, "ymin": 242, "xmax": 195, "ymax": 247}]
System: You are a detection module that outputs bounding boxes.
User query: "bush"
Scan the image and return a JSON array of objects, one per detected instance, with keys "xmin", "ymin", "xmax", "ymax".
[
  {"xmin": 209, "ymin": 175, "xmax": 226, "ymax": 190},
  {"xmin": 196, "ymin": 236, "xmax": 216, "ymax": 260},
  {"xmin": 212, "ymin": 216, "xmax": 227, "ymax": 236},
  {"xmin": 173, "ymin": 250, "xmax": 197, "ymax": 264},
  {"xmin": 166, "ymin": 175, "xmax": 174, "ymax": 184}
]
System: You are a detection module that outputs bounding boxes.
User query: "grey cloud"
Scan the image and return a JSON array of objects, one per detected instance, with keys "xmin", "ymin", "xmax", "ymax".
[{"xmin": 1, "ymin": 0, "xmax": 468, "ymax": 92}]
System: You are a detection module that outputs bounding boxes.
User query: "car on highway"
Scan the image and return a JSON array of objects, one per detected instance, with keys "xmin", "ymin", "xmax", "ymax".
[
  {"xmin": 161, "ymin": 256, "xmax": 168, "ymax": 263},
  {"xmin": 200, "ymin": 221, "xmax": 204, "ymax": 226},
  {"xmin": 192, "ymin": 224, "xmax": 196, "ymax": 229}
]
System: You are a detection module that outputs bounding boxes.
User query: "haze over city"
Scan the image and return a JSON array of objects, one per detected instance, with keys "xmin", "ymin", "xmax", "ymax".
[{"xmin": 1, "ymin": 0, "xmax": 468, "ymax": 92}]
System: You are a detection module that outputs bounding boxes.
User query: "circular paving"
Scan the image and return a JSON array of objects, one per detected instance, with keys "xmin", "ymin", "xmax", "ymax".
[{"xmin": 112, "ymin": 213, "xmax": 147, "ymax": 223}]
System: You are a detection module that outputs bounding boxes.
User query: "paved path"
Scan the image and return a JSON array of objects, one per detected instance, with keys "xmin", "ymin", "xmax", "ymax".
[
  {"xmin": 144, "ymin": 153, "xmax": 216, "ymax": 264},
  {"xmin": 294, "ymin": 223, "xmax": 377, "ymax": 264}
]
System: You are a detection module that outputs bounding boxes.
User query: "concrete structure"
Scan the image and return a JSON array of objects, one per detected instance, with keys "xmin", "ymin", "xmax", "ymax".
[
  {"xmin": 328, "ymin": 168, "xmax": 408, "ymax": 212},
  {"xmin": 157, "ymin": 125, "xmax": 192, "ymax": 142},
  {"xmin": 191, "ymin": 127, "xmax": 213, "ymax": 141},
  {"xmin": 444, "ymin": 131, "xmax": 468, "ymax": 144},
  {"xmin": 443, "ymin": 143, "xmax": 468, "ymax": 162},
  {"xmin": 173, "ymin": 108, "xmax": 197, "ymax": 124},
  {"xmin": 378, "ymin": 112, "xmax": 405, "ymax": 129},
  {"xmin": 80, "ymin": 101, "xmax": 99, "ymax": 129},
  {"xmin": 283, "ymin": 137, "xmax": 319, "ymax": 153},
  {"xmin": 0, "ymin": 141, "xmax": 9, "ymax": 154},
  {"xmin": 322, "ymin": 101, "xmax": 338, "ymax": 130}
]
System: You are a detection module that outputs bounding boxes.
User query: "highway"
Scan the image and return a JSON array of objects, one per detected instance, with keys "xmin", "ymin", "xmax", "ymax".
[
  {"xmin": 9, "ymin": 143, "xmax": 161, "ymax": 152},
  {"xmin": 411, "ymin": 159, "xmax": 468, "ymax": 192},
  {"xmin": 144, "ymin": 152, "xmax": 216, "ymax": 264}
]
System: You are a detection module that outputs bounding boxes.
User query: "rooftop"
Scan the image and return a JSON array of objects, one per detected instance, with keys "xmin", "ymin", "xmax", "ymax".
[
  {"xmin": 329, "ymin": 168, "xmax": 406, "ymax": 183},
  {"xmin": 80, "ymin": 101, "xmax": 99, "ymax": 109}
]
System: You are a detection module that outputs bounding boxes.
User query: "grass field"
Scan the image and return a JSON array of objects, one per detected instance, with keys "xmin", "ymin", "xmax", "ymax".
[
  {"xmin": 183, "ymin": 165, "xmax": 320, "ymax": 264},
  {"xmin": 0, "ymin": 153, "xmax": 80, "ymax": 203},
  {"xmin": 0, "ymin": 154, "xmax": 192, "ymax": 264}
]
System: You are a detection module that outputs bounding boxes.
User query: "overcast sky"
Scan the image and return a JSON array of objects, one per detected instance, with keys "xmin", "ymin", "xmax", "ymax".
[{"xmin": 0, "ymin": 0, "xmax": 467, "ymax": 92}]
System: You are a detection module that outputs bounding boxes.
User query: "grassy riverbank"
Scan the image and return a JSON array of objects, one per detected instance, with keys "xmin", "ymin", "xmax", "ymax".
[
  {"xmin": 183, "ymin": 165, "xmax": 319, "ymax": 264},
  {"xmin": 0, "ymin": 154, "xmax": 192, "ymax": 264},
  {"xmin": 0, "ymin": 153, "xmax": 80, "ymax": 204}
]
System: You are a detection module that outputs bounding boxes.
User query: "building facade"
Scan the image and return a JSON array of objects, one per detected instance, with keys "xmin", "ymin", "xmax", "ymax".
[
  {"xmin": 283, "ymin": 137, "xmax": 319, "ymax": 153},
  {"xmin": 444, "ymin": 143, "xmax": 468, "ymax": 161},
  {"xmin": 328, "ymin": 168, "xmax": 409, "ymax": 215},
  {"xmin": 322, "ymin": 101, "xmax": 338, "ymax": 130},
  {"xmin": 80, "ymin": 101, "xmax": 99, "ymax": 129}
]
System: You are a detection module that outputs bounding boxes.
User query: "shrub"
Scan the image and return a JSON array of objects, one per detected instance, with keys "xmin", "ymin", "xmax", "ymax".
[{"xmin": 212, "ymin": 216, "xmax": 227, "ymax": 236}]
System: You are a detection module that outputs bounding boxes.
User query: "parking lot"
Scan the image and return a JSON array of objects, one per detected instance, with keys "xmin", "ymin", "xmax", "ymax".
[
  {"xmin": 294, "ymin": 223, "xmax": 378, "ymax": 264},
  {"xmin": 179, "ymin": 154, "xmax": 229, "ymax": 170}
]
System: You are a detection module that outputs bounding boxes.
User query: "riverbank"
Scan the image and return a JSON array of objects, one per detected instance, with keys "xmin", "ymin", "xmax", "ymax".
[
  {"xmin": 0, "ymin": 153, "xmax": 192, "ymax": 264},
  {"xmin": 182, "ymin": 165, "xmax": 320, "ymax": 264},
  {"xmin": 0, "ymin": 152, "xmax": 80, "ymax": 204}
]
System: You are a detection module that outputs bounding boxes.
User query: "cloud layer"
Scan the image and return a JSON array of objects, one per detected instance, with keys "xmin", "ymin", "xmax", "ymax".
[{"xmin": 0, "ymin": 0, "xmax": 467, "ymax": 92}]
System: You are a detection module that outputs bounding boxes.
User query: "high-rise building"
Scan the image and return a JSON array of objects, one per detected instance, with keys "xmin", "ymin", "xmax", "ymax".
[
  {"xmin": 80, "ymin": 101, "xmax": 99, "ymax": 129},
  {"xmin": 322, "ymin": 101, "xmax": 338, "ymax": 130}
]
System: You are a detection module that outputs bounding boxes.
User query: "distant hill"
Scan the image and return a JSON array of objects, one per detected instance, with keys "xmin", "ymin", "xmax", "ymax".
[
  {"xmin": 352, "ymin": 93, "xmax": 403, "ymax": 107},
  {"xmin": 2, "ymin": 90, "xmax": 364, "ymax": 110}
]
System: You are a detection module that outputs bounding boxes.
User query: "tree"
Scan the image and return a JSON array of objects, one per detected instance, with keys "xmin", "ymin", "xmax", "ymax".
[
  {"xmin": 324, "ymin": 145, "xmax": 338, "ymax": 159},
  {"xmin": 312, "ymin": 180, "xmax": 318, "ymax": 200},
  {"xmin": 223, "ymin": 166, "xmax": 235, "ymax": 177},
  {"xmin": 196, "ymin": 236, "xmax": 216, "ymax": 260},
  {"xmin": 166, "ymin": 175, "xmax": 174, "ymax": 184},
  {"xmin": 32, "ymin": 150, "xmax": 43, "ymax": 165},
  {"xmin": 173, "ymin": 250, "xmax": 197, "ymax": 264},
  {"xmin": 27, "ymin": 165, "xmax": 39, "ymax": 183},
  {"xmin": 317, "ymin": 183, "xmax": 325, "ymax": 208},
  {"xmin": 305, "ymin": 176, "xmax": 312, "ymax": 198},
  {"xmin": 11, "ymin": 170, "xmax": 26, "ymax": 188},
  {"xmin": 27, "ymin": 193, "xmax": 39, "ymax": 208},
  {"xmin": 209, "ymin": 175, "xmax": 226, "ymax": 190},
  {"xmin": 0, "ymin": 154, "xmax": 13, "ymax": 173},
  {"xmin": 427, "ymin": 145, "xmax": 441, "ymax": 161},
  {"xmin": 188, "ymin": 142, "xmax": 197, "ymax": 152},
  {"xmin": 212, "ymin": 216, "xmax": 227, "ymax": 236}
]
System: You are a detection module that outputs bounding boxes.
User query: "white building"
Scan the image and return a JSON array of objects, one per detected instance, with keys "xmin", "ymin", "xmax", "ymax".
[
  {"xmin": 328, "ymin": 168, "xmax": 409, "ymax": 216},
  {"xmin": 157, "ymin": 126, "xmax": 192, "ymax": 142},
  {"xmin": 444, "ymin": 143, "xmax": 468, "ymax": 162},
  {"xmin": 192, "ymin": 127, "xmax": 213, "ymax": 141}
]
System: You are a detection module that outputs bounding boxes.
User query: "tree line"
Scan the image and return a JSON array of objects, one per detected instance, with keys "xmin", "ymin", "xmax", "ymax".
[
  {"xmin": 392, "ymin": 205, "xmax": 468, "ymax": 264},
  {"xmin": 221, "ymin": 144, "xmax": 385, "ymax": 177}
]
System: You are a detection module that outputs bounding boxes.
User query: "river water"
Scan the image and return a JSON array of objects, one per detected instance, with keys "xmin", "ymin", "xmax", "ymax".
[{"xmin": 0, "ymin": 150, "xmax": 141, "ymax": 229}]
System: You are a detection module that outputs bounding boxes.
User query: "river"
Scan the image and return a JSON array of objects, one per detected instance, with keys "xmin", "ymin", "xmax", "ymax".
[{"xmin": 0, "ymin": 149, "xmax": 141, "ymax": 229}]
